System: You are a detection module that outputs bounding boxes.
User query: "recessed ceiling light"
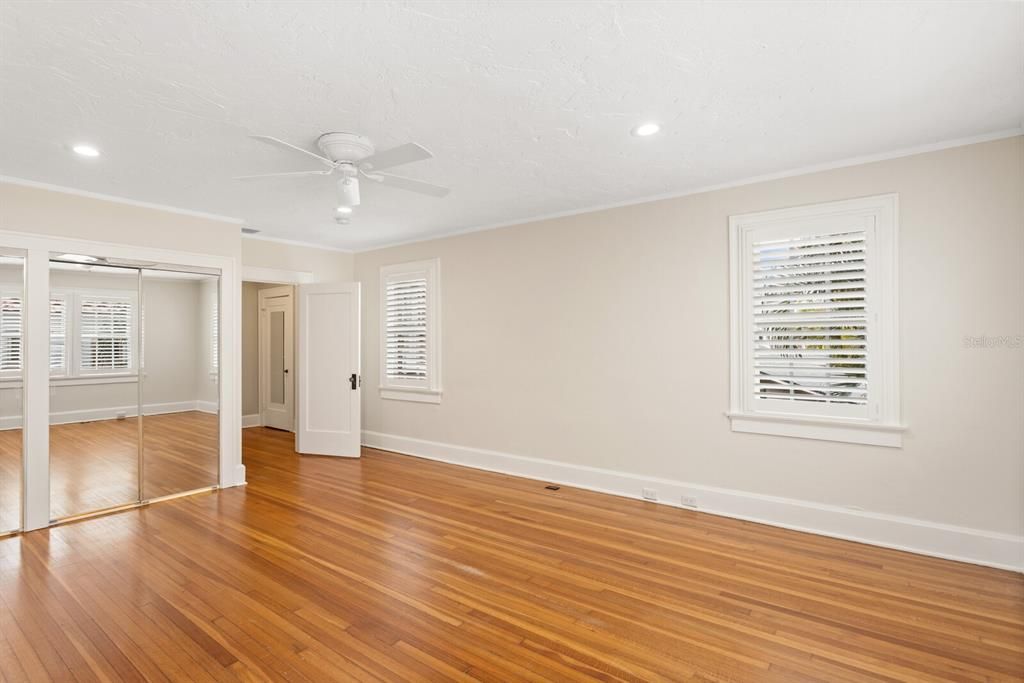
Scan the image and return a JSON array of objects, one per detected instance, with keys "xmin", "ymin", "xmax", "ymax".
[
  {"xmin": 631, "ymin": 122, "xmax": 661, "ymax": 137},
  {"xmin": 336, "ymin": 206, "xmax": 353, "ymax": 214},
  {"xmin": 72, "ymin": 144, "xmax": 100, "ymax": 157}
]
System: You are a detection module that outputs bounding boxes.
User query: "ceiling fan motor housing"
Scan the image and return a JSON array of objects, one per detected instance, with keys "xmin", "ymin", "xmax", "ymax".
[{"xmin": 317, "ymin": 132, "xmax": 375, "ymax": 163}]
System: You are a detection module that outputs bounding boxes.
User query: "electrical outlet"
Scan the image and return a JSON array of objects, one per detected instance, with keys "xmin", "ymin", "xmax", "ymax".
[
  {"xmin": 680, "ymin": 495, "xmax": 698, "ymax": 508},
  {"xmin": 641, "ymin": 488, "xmax": 658, "ymax": 501}
]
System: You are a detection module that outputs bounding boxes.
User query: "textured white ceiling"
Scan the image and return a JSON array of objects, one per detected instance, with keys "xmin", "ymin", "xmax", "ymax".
[{"xmin": 1, "ymin": 1, "xmax": 1021, "ymax": 251}]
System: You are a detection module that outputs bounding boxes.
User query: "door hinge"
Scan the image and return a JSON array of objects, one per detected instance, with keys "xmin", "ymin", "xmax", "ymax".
[{"xmin": 349, "ymin": 373, "xmax": 361, "ymax": 390}]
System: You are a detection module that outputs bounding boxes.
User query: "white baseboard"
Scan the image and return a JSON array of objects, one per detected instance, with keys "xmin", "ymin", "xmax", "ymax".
[
  {"xmin": 195, "ymin": 400, "xmax": 219, "ymax": 415},
  {"xmin": 362, "ymin": 430, "xmax": 1024, "ymax": 573},
  {"xmin": 0, "ymin": 400, "xmax": 212, "ymax": 430},
  {"xmin": 241, "ymin": 414, "xmax": 262, "ymax": 428}
]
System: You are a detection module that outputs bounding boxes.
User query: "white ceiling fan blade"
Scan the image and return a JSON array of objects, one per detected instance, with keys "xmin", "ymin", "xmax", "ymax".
[
  {"xmin": 371, "ymin": 172, "xmax": 450, "ymax": 198},
  {"xmin": 358, "ymin": 143, "xmax": 433, "ymax": 172},
  {"xmin": 250, "ymin": 135, "xmax": 334, "ymax": 167},
  {"xmin": 234, "ymin": 170, "xmax": 333, "ymax": 180}
]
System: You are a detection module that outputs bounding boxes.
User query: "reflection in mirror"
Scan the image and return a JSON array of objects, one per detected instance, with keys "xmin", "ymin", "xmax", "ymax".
[
  {"xmin": 270, "ymin": 310, "xmax": 285, "ymax": 404},
  {"xmin": 141, "ymin": 270, "xmax": 219, "ymax": 499},
  {"xmin": 0, "ymin": 253, "xmax": 24, "ymax": 532},
  {"xmin": 49, "ymin": 261, "xmax": 140, "ymax": 519}
]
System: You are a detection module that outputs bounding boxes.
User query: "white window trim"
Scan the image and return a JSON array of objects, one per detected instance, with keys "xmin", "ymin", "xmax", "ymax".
[
  {"xmin": 379, "ymin": 258, "xmax": 442, "ymax": 403},
  {"xmin": 728, "ymin": 194, "xmax": 904, "ymax": 447}
]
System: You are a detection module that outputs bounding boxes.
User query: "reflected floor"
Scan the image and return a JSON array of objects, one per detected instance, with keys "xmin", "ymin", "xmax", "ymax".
[{"xmin": 0, "ymin": 411, "xmax": 218, "ymax": 528}]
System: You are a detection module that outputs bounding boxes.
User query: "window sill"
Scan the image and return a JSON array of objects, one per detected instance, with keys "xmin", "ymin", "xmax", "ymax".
[
  {"xmin": 380, "ymin": 387, "xmax": 442, "ymax": 404},
  {"xmin": 0, "ymin": 374, "xmax": 138, "ymax": 388},
  {"xmin": 726, "ymin": 412, "xmax": 905, "ymax": 448}
]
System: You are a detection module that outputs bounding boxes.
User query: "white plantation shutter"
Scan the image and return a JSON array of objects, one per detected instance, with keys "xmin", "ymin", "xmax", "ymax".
[
  {"xmin": 0, "ymin": 295, "xmax": 22, "ymax": 374},
  {"xmin": 211, "ymin": 297, "xmax": 219, "ymax": 372},
  {"xmin": 729, "ymin": 195, "xmax": 900, "ymax": 446},
  {"xmin": 49, "ymin": 296, "xmax": 67, "ymax": 373},
  {"xmin": 380, "ymin": 259, "xmax": 441, "ymax": 401},
  {"xmin": 385, "ymin": 277, "xmax": 428, "ymax": 381},
  {"xmin": 0, "ymin": 294, "xmax": 67, "ymax": 375},
  {"xmin": 751, "ymin": 230, "xmax": 867, "ymax": 408},
  {"xmin": 78, "ymin": 295, "xmax": 133, "ymax": 372}
]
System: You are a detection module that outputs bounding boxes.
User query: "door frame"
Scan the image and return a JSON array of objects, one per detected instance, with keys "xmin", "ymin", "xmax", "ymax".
[
  {"xmin": 258, "ymin": 286, "xmax": 294, "ymax": 431},
  {"xmin": 0, "ymin": 228, "xmax": 242, "ymax": 531}
]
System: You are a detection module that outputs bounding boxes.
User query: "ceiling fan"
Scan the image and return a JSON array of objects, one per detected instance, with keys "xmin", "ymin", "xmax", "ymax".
[{"xmin": 236, "ymin": 132, "xmax": 450, "ymax": 223}]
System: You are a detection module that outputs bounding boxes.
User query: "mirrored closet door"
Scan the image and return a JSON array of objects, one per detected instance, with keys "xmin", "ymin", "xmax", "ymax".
[
  {"xmin": 0, "ymin": 250, "xmax": 24, "ymax": 534},
  {"xmin": 140, "ymin": 269, "xmax": 219, "ymax": 500},
  {"xmin": 46, "ymin": 254, "xmax": 220, "ymax": 523},
  {"xmin": 49, "ymin": 259, "xmax": 141, "ymax": 520}
]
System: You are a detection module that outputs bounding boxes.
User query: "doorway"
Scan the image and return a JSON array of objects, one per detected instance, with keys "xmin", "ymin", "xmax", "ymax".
[
  {"xmin": 259, "ymin": 286, "xmax": 294, "ymax": 431},
  {"xmin": 241, "ymin": 277, "xmax": 362, "ymax": 458}
]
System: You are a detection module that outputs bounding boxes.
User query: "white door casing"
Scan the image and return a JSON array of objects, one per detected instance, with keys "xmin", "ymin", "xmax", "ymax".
[
  {"xmin": 296, "ymin": 282, "xmax": 361, "ymax": 457},
  {"xmin": 259, "ymin": 286, "xmax": 294, "ymax": 431}
]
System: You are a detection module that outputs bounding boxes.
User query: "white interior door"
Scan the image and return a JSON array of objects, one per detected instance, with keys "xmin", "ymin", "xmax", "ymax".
[
  {"xmin": 259, "ymin": 286, "xmax": 294, "ymax": 431},
  {"xmin": 296, "ymin": 282, "xmax": 361, "ymax": 457}
]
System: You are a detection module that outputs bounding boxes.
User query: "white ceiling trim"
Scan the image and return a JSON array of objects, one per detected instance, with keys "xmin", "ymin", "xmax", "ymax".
[
  {"xmin": 0, "ymin": 176, "xmax": 245, "ymax": 225},
  {"xmin": 351, "ymin": 127, "xmax": 1023, "ymax": 253}
]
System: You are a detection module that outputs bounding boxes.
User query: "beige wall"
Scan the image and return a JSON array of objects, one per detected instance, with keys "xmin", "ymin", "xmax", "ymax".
[
  {"xmin": 355, "ymin": 136, "xmax": 1024, "ymax": 537},
  {"xmin": 242, "ymin": 238, "xmax": 353, "ymax": 282},
  {"xmin": 0, "ymin": 183, "xmax": 241, "ymax": 257}
]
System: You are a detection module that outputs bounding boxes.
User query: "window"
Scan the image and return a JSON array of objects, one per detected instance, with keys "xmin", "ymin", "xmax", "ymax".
[
  {"xmin": 728, "ymin": 194, "xmax": 902, "ymax": 447},
  {"xmin": 77, "ymin": 295, "xmax": 133, "ymax": 373},
  {"xmin": 0, "ymin": 293, "xmax": 70, "ymax": 376},
  {"xmin": 0, "ymin": 295, "xmax": 22, "ymax": 375},
  {"xmin": 380, "ymin": 258, "xmax": 441, "ymax": 403},
  {"xmin": 49, "ymin": 295, "xmax": 67, "ymax": 374},
  {"xmin": 0, "ymin": 290, "xmax": 133, "ymax": 380}
]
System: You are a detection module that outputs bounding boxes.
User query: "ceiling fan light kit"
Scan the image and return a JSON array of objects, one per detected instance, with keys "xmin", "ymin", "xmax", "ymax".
[
  {"xmin": 336, "ymin": 175, "xmax": 360, "ymax": 207},
  {"xmin": 237, "ymin": 131, "xmax": 451, "ymax": 223}
]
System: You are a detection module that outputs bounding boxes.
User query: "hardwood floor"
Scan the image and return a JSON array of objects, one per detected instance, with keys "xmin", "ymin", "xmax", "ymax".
[
  {"xmin": 0, "ymin": 411, "xmax": 218, "ymax": 529},
  {"xmin": 0, "ymin": 426, "xmax": 1021, "ymax": 681}
]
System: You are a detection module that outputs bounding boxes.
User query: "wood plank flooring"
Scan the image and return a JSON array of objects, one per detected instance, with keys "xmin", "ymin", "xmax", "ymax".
[
  {"xmin": 0, "ymin": 426, "xmax": 1021, "ymax": 681},
  {"xmin": 0, "ymin": 411, "xmax": 218, "ymax": 528}
]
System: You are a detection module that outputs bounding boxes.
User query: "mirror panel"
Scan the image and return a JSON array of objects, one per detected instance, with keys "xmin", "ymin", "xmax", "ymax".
[
  {"xmin": 141, "ymin": 270, "xmax": 219, "ymax": 499},
  {"xmin": 270, "ymin": 309, "xmax": 286, "ymax": 404},
  {"xmin": 49, "ymin": 261, "xmax": 140, "ymax": 520},
  {"xmin": 0, "ymin": 253, "xmax": 24, "ymax": 532}
]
